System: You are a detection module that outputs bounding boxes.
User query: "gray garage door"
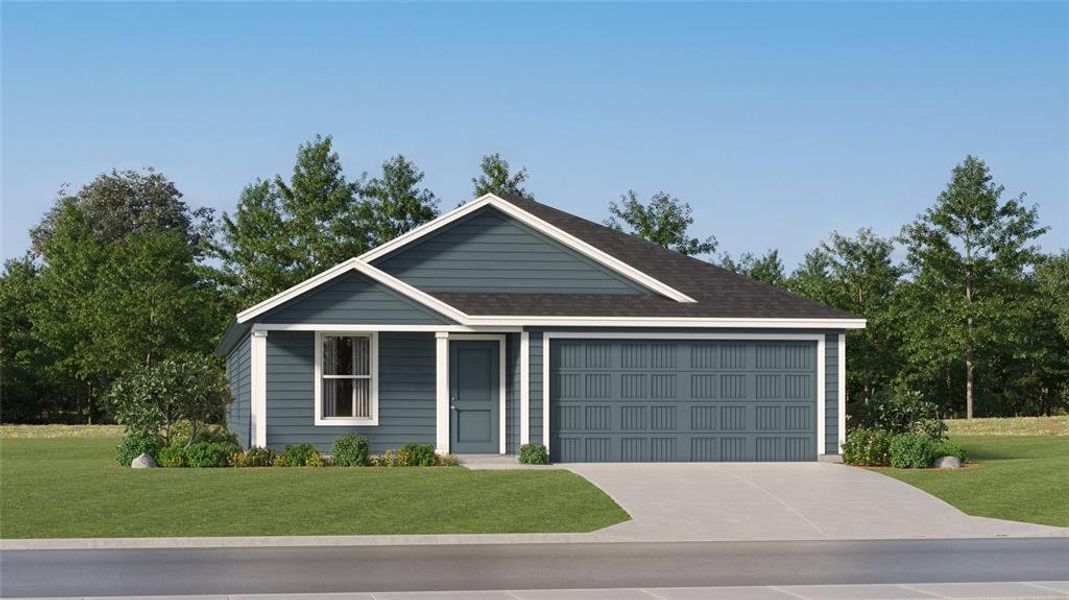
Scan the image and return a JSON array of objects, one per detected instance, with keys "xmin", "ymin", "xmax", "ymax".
[{"xmin": 549, "ymin": 339, "xmax": 818, "ymax": 462}]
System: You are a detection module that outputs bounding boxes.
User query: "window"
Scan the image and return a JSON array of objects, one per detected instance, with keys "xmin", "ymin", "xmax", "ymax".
[{"xmin": 315, "ymin": 332, "xmax": 378, "ymax": 425}]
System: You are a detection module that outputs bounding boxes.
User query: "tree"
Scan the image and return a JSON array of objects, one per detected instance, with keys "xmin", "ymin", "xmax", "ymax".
[
  {"xmin": 361, "ymin": 154, "xmax": 439, "ymax": 247},
  {"xmin": 720, "ymin": 249, "xmax": 785, "ymax": 287},
  {"xmin": 472, "ymin": 153, "xmax": 533, "ymax": 200},
  {"xmin": 788, "ymin": 229, "xmax": 905, "ymax": 408},
  {"xmin": 219, "ymin": 135, "xmax": 365, "ymax": 305},
  {"xmin": 31, "ymin": 168, "xmax": 213, "ymax": 256},
  {"xmin": 606, "ymin": 191, "xmax": 717, "ymax": 257},
  {"xmin": 899, "ymin": 156, "xmax": 1047, "ymax": 418}
]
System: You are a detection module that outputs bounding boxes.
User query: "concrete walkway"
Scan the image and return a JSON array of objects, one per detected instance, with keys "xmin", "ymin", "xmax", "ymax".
[
  {"xmin": 565, "ymin": 462, "xmax": 1068, "ymax": 541},
  {"xmin": 6, "ymin": 581, "xmax": 1069, "ymax": 599}
]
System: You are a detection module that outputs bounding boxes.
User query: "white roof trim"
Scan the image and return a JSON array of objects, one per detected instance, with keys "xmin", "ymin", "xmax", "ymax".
[
  {"xmin": 235, "ymin": 258, "xmax": 470, "ymax": 325},
  {"xmin": 461, "ymin": 316, "xmax": 868, "ymax": 329},
  {"xmin": 358, "ymin": 194, "xmax": 699, "ymax": 304}
]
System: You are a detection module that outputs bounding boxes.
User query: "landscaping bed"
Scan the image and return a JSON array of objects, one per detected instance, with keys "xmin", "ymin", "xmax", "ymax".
[{"xmin": 0, "ymin": 435, "xmax": 628, "ymax": 538}]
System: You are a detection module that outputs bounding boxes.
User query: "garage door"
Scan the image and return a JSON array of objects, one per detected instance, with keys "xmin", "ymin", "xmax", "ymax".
[{"xmin": 549, "ymin": 339, "xmax": 818, "ymax": 462}]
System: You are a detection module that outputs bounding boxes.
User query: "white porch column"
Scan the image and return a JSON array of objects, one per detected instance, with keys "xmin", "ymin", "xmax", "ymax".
[
  {"xmin": 250, "ymin": 329, "xmax": 268, "ymax": 448},
  {"xmin": 520, "ymin": 332, "xmax": 530, "ymax": 445},
  {"xmin": 816, "ymin": 335, "xmax": 826, "ymax": 457},
  {"xmin": 435, "ymin": 332, "xmax": 450, "ymax": 455}
]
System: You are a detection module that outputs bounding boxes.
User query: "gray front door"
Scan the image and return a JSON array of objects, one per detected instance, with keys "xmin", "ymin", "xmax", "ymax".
[
  {"xmin": 549, "ymin": 340, "xmax": 818, "ymax": 462},
  {"xmin": 450, "ymin": 340, "xmax": 499, "ymax": 454}
]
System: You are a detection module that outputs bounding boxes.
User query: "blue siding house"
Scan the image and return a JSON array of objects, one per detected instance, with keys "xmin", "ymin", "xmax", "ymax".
[{"xmin": 217, "ymin": 194, "xmax": 864, "ymax": 462}]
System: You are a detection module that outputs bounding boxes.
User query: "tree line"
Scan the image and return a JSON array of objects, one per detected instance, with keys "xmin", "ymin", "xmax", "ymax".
[{"xmin": 1, "ymin": 136, "xmax": 1065, "ymax": 425}]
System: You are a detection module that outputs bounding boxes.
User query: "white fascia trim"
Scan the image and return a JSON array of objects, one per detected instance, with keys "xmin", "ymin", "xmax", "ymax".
[
  {"xmin": 236, "ymin": 258, "xmax": 469, "ymax": 325},
  {"xmin": 435, "ymin": 332, "xmax": 450, "ymax": 455},
  {"xmin": 313, "ymin": 331, "xmax": 379, "ymax": 426},
  {"xmin": 250, "ymin": 330, "xmax": 268, "ymax": 448},
  {"xmin": 253, "ymin": 323, "xmax": 521, "ymax": 333},
  {"xmin": 449, "ymin": 334, "xmax": 508, "ymax": 455},
  {"xmin": 468, "ymin": 317, "xmax": 867, "ymax": 329},
  {"xmin": 520, "ymin": 332, "xmax": 530, "ymax": 445},
  {"xmin": 358, "ymin": 194, "xmax": 698, "ymax": 304},
  {"xmin": 838, "ymin": 333, "xmax": 847, "ymax": 453}
]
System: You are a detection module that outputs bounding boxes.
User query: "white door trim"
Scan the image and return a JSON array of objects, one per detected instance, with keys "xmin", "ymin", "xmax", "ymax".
[
  {"xmin": 449, "ymin": 333, "xmax": 508, "ymax": 455},
  {"xmin": 540, "ymin": 331, "xmax": 829, "ymax": 458}
]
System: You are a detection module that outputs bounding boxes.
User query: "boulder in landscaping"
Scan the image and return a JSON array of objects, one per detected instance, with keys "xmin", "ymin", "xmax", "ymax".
[
  {"xmin": 131, "ymin": 453, "xmax": 158, "ymax": 469},
  {"xmin": 931, "ymin": 455, "xmax": 962, "ymax": 469}
]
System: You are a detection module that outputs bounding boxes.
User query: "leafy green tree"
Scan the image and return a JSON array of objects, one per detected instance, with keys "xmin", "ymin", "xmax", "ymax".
[
  {"xmin": 788, "ymin": 229, "xmax": 905, "ymax": 408},
  {"xmin": 31, "ymin": 168, "xmax": 213, "ymax": 256},
  {"xmin": 472, "ymin": 153, "xmax": 533, "ymax": 200},
  {"xmin": 719, "ymin": 249, "xmax": 785, "ymax": 286},
  {"xmin": 898, "ymin": 156, "xmax": 1047, "ymax": 418},
  {"xmin": 606, "ymin": 191, "xmax": 717, "ymax": 257},
  {"xmin": 361, "ymin": 154, "xmax": 439, "ymax": 247}
]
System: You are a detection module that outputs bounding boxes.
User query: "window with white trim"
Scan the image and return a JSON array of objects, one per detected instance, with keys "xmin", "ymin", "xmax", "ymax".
[{"xmin": 315, "ymin": 332, "xmax": 378, "ymax": 425}]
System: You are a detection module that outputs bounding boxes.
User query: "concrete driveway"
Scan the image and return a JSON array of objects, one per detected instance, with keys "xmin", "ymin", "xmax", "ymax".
[{"xmin": 565, "ymin": 462, "xmax": 1068, "ymax": 542}]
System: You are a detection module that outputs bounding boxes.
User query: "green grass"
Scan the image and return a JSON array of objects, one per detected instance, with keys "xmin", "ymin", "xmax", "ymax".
[
  {"xmin": 0, "ymin": 437, "xmax": 629, "ymax": 538},
  {"xmin": 945, "ymin": 416, "xmax": 1068, "ymax": 437},
  {"xmin": 878, "ymin": 436, "xmax": 1069, "ymax": 527},
  {"xmin": 0, "ymin": 424, "xmax": 125, "ymax": 438}
]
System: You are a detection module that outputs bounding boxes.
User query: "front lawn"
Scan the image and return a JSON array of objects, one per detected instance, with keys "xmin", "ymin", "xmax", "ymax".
[
  {"xmin": 0, "ymin": 436, "xmax": 629, "ymax": 538},
  {"xmin": 877, "ymin": 435, "xmax": 1069, "ymax": 527}
]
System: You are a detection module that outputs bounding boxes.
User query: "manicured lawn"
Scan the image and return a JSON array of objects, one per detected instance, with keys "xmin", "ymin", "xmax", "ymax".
[
  {"xmin": 0, "ymin": 436, "xmax": 629, "ymax": 538},
  {"xmin": 945, "ymin": 416, "xmax": 1069, "ymax": 436},
  {"xmin": 877, "ymin": 435, "xmax": 1069, "ymax": 527}
]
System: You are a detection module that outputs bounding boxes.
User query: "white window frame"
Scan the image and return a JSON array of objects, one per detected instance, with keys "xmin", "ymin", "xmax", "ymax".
[{"xmin": 314, "ymin": 331, "xmax": 379, "ymax": 426}]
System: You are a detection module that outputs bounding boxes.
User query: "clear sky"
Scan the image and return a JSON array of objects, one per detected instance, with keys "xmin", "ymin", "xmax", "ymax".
[{"xmin": 3, "ymin": 2, "xmax": 1067, "ymax": 267}]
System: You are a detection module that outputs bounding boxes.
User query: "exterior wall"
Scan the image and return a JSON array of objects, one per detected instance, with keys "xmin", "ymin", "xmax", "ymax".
[
  {"xmin": 373, "ymin": 208, "xmax": 648, "ymax": 295},
  {"xmin": 226, "ymin": 334, "xmax": 252, "ymax": 448},
  {"xmin": 505, "ymin": 333, "xmax": 521, "ymax": 454},
  {"xmin": 825, "ymin": 333, "xmax": 839, "ymax": 455},
  {"xmin": 264, "ymin": 331, "xmax": 436, "ymax": 453},
  {"xmin": 260, "ymin": 271, "xmax": 455, "ymax": 325},
  {"xmin": 525, "ymin": 327, "xmax": 845, "ymax": 456}
]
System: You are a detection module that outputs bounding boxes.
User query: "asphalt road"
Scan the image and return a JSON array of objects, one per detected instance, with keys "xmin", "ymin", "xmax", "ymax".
[{"xmin": 2, "ymin": 538, "xmax": 1068, "ymax": 597}]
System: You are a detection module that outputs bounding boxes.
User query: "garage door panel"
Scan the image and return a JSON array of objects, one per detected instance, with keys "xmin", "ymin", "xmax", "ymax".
[{"xmin": 550, "ymin": 339, "xmax": 818, "ymax": 463}]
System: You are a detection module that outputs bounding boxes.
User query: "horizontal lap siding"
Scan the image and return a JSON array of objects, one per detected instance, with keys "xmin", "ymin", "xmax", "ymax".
[
  {"xmin": 825, "ymin": 333, "xmax": 839, "ymax": 455},
  {"xmin": 529, "ymin": 331, "xmax": 544, "ymax": 444},
  {"xmin": 225, "ymin": 335, "xmax": 251, "ymax": 449},
  {"xmin": 374, "ymin": 208, "xmax": 646, "ymax": 295},
  {"xmin": 506, "ymin": 333, "xmax": 520, "ymax": 454},
  {"xmin": 261, "ymin": 271, "xmax": 454, "ymax": 325},
  {"xmin": 265, "ymin": 331, "xmax": 436, "ymax": 453}
]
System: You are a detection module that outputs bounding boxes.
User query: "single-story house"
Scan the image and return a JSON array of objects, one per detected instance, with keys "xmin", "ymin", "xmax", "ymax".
[{"xmin": 217, "ymin": 193, "xmax": 864, "ymax": 462}]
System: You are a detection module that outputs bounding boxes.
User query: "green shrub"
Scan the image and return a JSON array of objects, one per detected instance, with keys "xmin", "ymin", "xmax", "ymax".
[
  {"xmin": 850, "ymin": 387, "xmax": 947, "ymax": 440},
  {"xmin": 841, "ymin": 427, "xmax": 893, "ymax": 466},
  {"xmin": 241, "ymin": 446, "xmax": 276, "ymax": 467},
  {"xmin": 186, "ymin": 441, "xmax": 239, "ymax": 468},
  {"xmin": 437, "ymin": 454, "xmax": 460, "ymax": 467},
  {"xmin": 173, "ymin": 420, "xmax": 240, "ymax": 447},
  {"xmin": 331, "ymin": 434, "xmax": 371, "ymax": 467},
  {"xmin": 116, "ymin": 431, "xmax": 162, "ymax": 466},
  {"xmin": 398, "ymin": 443, "xmax": 437, "ymax": 466},
  {"xmin": 306, "ymin": 451, "xmax": 328, "ymax": 467},
  {"xmin": 282, "ymin": 443, "xmax": 320, "ymax": 467},
  {"xmin": 156, "ymin": 445, "xmax": 187, "ymax": 468},
  {"xmin": 519, "ymin": 443, "xmax": 549, "ymax": 465},
  {"xmin": 931, "ymin": 439, "xmax": 968, "ymax": 464},
  {"xmin": 889, "ymin": 433, "xmax": 934, "ymax": 468}
]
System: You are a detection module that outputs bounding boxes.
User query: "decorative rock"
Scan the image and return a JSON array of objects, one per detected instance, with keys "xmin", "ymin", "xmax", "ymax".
[
  {"xmin": 932, "ymin": 455, "xmax": 962, "ymax": 469},
  {"xmin": 131, "ymin": 453, "xmax": 158, "ymax": 469}
]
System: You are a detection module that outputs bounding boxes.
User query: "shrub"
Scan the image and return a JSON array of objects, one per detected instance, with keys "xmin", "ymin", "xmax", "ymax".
[
  {"xmin": 931, "ymin": 439, "xmax": 968, "ymax": 464},
  {"xmin": 331, "ymin": 434, "xmax": 371, "ymax": 467},
  {"xmin": 398, "ymin": 443, "xmax": 438, "ymax": 466},
  {"xmin": 851, "ymin": 387, "xmax": 947, "ymax": 440},
  {"xmin": 889, "ymin": 433, "xmax": 934, "ymax": 469},
  {"xmin": 282, "ymin": 443, "xmax": 320, "ymax": 467},
  {"xmin": 116, "ymin": 431, "xmax": 162, "ymax": 466},
  {"xmin": 841, "ymin": 427, "xmax": 893, "ymax": 466},
  {"xmin": 172, "ymin": 420, "xmax": 240, "ymax": 448},
  {"xmin": 271, "ymin": 455, "xmax": 287, "ymax": 467},
  {"xmin": 306, "ymin": 451, "xmax": 328, "ymax": 467},
  {"xmin": 519, "ymin": 443, "xmax": 549, "ymax": 465},
  {"xmin": 186, "ymin": 441, "xmax": 239, "ymax": 468},
  {"xmin": 156, "ymin": 445, "xmax": 188, "ymax": 468},
  {"xmin": 241, "ymin": 446, "xmax": 276, "ymax": 467},
  {"xmin": 437, "ymin": 454, "xmax": 460, "ymax": 467}
]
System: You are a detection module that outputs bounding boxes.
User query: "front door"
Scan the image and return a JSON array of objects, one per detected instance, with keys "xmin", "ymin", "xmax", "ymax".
[{"xmin": 449, "ymin": 340, "xmax": 499, "ymax": 454}]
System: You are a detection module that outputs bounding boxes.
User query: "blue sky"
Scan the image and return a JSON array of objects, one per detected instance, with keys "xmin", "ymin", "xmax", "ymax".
[{"xmin": 3, "ymin": 2, "xmax": 1067, "ymax": 266}]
